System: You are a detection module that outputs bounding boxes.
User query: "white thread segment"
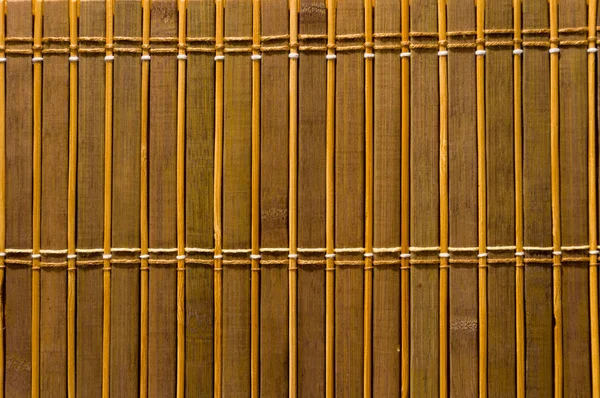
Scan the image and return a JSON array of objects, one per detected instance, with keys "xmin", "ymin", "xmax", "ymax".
[
  {"xmin": 588, "ymin": 48, "xmax": 598, "ymax": 53},
  {"xmin": 364, "ymin": 52, "xmax": 375, "ymax": 59},
  {"xmin": 326, "ymin": 54, "xmax": 337, "ymax": 60},
  {"xmin": 67, "ymin": 254, "xmax": 77, "ymax": 259},
  {"xmin": 552, "ymin": 251, "xmax": 562, "ymax": 256},
  {"xmin": 214, "ymin": 254, "xmax": 223, "ymax": 259},
  {"xmin": 400, "ymin": 253, "xmax": 411, "ymax": 259},
  {"xmin": 0, "ymin": 57, "xmax": 7, "ymax": 63},
  {"xmin": 590, "ymin": 250, "xmax": 600, "ymax": 255},
  {"xmin": 0, "ymin": 252, "xmax": 5, "ymax": 257},
  {"xmin": 514, "ymin": 252, "xmax": 525, "ymax": 257},
  {"xmin": 177, "ymin": 54, "xmax": 187, "ymax": 60},
  {"xmin": 439, "ymin": 252, "xmax": 450, "ymax": 258},
  {"xmin": 437, "ymin": 50, "xmax": 448, "ymax": 57},
  {"xmin": 513, "ymin": 49, "xmax": 523, "ymax": 55},
  {"xmin": 325, "ymin": 253, "xmax": 336, "ymax": 259},
  {"xmin": 214, "ymin": 55, "xmax": 225, "ymax": 61},
  {"xmin": 104, "ymin": 55, "xmax": 115, "ymax": 62},
  {"xmin": 549, "ymin": 47, "xmax": 560, "ymax": 54},
  {"xmin": 475, "ymin": 50, "xmax": 486, "ymax": 56},
  {"xmin": 250, "ymin": 254, "xmax": 261, "ymax": 260},
  {"xmin": 288, "ymin": 52, "xmax": 299, "ymax": 59},
  {"xmin": 141, "ymin": 55, "xmax": 151, "ymax": 61},
  {"xmin": 477, "ymin": 253, "xmax": 488, "ymax": 258},
  {"xmin": 364, "ymin": 253, "xmax": 374, "ymax": 258},
  {"xmin": 251, "ymin": 54, "xmax": 262, "ymax": 61},
  {"xmin": 32, "ymin": 57, "xmax": 43, "ymax": 63},
  {"xmin": 176, "ymin": 255, "xmax": 186, "ymax": 260},
  {"xmin": 68, "ymin": 56, "xmax": 79, "ymax": 62},
  {"xmin": 288, "ymin": 253, "xmax": 298, "ymax": 259},
  {"xmin": 400, "ymin": 52, "xmax": 411, "ymax": 58},
  {"xmin": 102, "ymin": 254, "xmax": 112, "ymax": 260},
  {"xmin": 139, "ymin": 254, "xmax": 150, "ymax": 259},
  {"xmin": 31, "ymin": 254, "xmax": 41, "ymax": 259}
]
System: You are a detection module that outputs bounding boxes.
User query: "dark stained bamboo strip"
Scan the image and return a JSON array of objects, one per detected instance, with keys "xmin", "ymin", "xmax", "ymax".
[
  {"xmin": 102, "ymin": 0, "xmax": 114, "ymax": 394},
  {"xmin": 437, "ymin": 0, "xmax": 449, "ymax": 395},
  {"xmin": 513, "ymin": 0, "xmax": 525, "ymax": 396},
  {"xmin": 0, "ymin": 0, "xmax": 4, "ymax": 392},
  {"xmin": 176, "ymin": 0, "xmax": 187, "ymax": 396},
  {"xmin": 475, "ymin": 0, "xmax": 487, "ymax": 395},
  {"xmin": 139, "ymin": 0, "xmax": 150, "ymax": 394},
  {"xmin": 251, "ymin": 0, "xmax": 261, "ymax": 395},
  {"xmin": 67, "ymin": 1, "xmax": 78, "ymax": 395},
  {"xmin": 325, "ymin": 0, "xmax": 336, "ymax": 395},
  {"xmin": 588, "ymin": 0, "xmax": 600, "ymax": 393},
  {"xmin": 31, "ymin": 0, "xmax": 42, "ymax": 395},
  {"xmin": 363, "ymin": 0, "xmax": 374, "ymax": 393},
  {"xmin": 213, "ymin": 0, "xmax": 224, "ymax": 395},
  {"xmin": 288, "ymin": 0, "xmax": 299, "ymax": 394},
  {"xmin": 400, "ymin": 0, "xmax": 409, "ymax": 395},
  {"xmin": 549, "ymin": 0, "xmax": 563, "ymax": 395}
]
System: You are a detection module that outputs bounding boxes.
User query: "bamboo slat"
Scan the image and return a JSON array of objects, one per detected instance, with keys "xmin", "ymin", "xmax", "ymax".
[{"xmin": 0, "ymin": 0, "xmax": 5, "ymax": 394}]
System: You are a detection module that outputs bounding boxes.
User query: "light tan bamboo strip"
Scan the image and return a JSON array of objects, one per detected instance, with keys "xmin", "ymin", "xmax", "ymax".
[
  {"xmin": 588, "ymin": 0, "xmax": 600, "ymax": 394},
  {"xmin": 400, "ymin": 0, "xmax": 410, "ymax": 396},
  {"xmin": 437, "ymin": 0, "xmax": 449, "ymax": 396},
  {"xmin": 362, "ymin": 0, "xmax": 374, "ymax": 396},
  {"xmin": 549, "ymin": 0, "xmax": 563, "ymax": 396},
  {"xmin": 140, "ymin": 0, "xmax": 151, "ymax": 395},
  {"xmin": 0, "ymin": 0, "xmax": 5, "ymax": 395},
  {"xmin": 102, "ymin": 0, "xmax": 114, "ymax": 395},
  {"xmin": 475, "ymin": 1, "xmax": 487, "ymax": 396},
  {"xmin": 176, "ymin": 0, "xmax": 187, "ymax": 396},
  {"xmin": 32, "ymin": 1, "xmax": 43, "ymax": 396},
  {"xmin": 325, "ymin": 0, "xmax": 336, "ymax": 396},
  {"xmin": 251, "ymin": 0, "xmax": 261, "ymax": 396},
  {"xmin": 288, "ymin": 0, "xmax": 299, "ymax": 395},
  {"xmin": 67, "ymin": 1, "xmax": 79, "ymax": 396},
  {"xmin": 512, "ymin": 0, "xmax": 525, "ymax": 396},
  {"xmin": 214, "ymin": 0, "xmax": 225, "ymax": 396}
]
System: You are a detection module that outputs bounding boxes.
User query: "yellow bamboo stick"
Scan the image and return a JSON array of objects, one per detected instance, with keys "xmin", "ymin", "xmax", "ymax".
[
  {"xmin": 549, "ymin": 0, "xmax": 562, "ymax": 396},
  {"xmin": 214, "ymin": 0, "xmax": 225, "ymax": 396},
  {"xmin": 288, "ymin": 0, "xmax": 299, "ymax": 395},
  {"xmin": 363, "ymin": 0, "xmax": 374, "ymax": 395},
  {"xmin": 250, "ymin": 0, "xmax": 261, "ymax": 396},
  {"xmin": 588, "ymin": 0, "xmax": 600, "ymax": 395},
  {"xmin": 325, "ymin": 0, "xmax": 336, "ymax": 396},
  {"xmin": 512, "ymin": 0, "xmax": 525, "ymax": 397},
  {"xmin": 102, "ymin": 0, "xmax": 114, "ymax": 395},
  {"xmin": 67, "ymin": 1, "xmax": 79, "ymax": 396},
  {"xmin": 475, "ymin": 1, "xmax": 487, "ymax": 396},
  {"xmin": 31, "ymin": 1, "xmax": 43, "ymax": 396},
  {"xmin": 400, "ymin": 0, "xmax": 410, "ymax": 396},
  {"xmin": 437, "ymin": 0, "xmax": 449, "ymax": 396},
  {"xmin": 0, "ymin": 0, "xmax": 6, "ymax": 395},
  {"xmin": 140, "ymin": 0, "xmax": 151, "ymax": 395},
  {"xmin": 176, "ymin": 0, "xmax": 187, "ymax": 396}
]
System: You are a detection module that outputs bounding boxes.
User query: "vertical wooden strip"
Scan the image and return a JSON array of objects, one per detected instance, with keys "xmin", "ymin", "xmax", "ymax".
[
  {"xmin": 260, "ymin": 0, "xmax": 289, "ymax": 395},
  {"xmin": 447, "ymin": 0, "xmax": 478, "ymax": 395},
  {"xmin": 67, "ymin": 1, "xmax": 79, "ymax": 395},
  {"xmin": 251, "ymin": 0, "xmax": 261, "ymax": 395},
  {"xmin": 5, "ymin": 2, "xmax": 32, "ymax": 395},
  {"xmin": 222, "ymin": 0, "xmax": 252, "ymax": 395},
  {"xmin": 297, "ymin": 0, "xmax": 327, "ymax": 394},
  {"xmin": 409, "ymin": 1, "xmax": 438, "ymax": 396},
  {"xmin": 334, "ymin": 0, "xmax": 363, "ymax": 395},
  {"xmin": 148, "ymin": 0, "xmax": 177, "ymax": 395},
  {"xmin": 373, "ymin": 0, "xmax": 401, "ymax": 394},
  {"xmin": 0, "ymin": 0, "xmax": 5, "ymax": 394},
  {"xmin": 112, "ymin": 0, "xmax": 141, "ymax": 395},
  {"xmin": 522, "ymin": 0, "xmax": 552, "ymax": 395},
  {"xmin": 102, "ymin": 0, "xmax": 114, "ymax": 394},
  {"xmin": 437, "ymin": 0, "xmax": 449, "ymax": 394},
  {"xmin": 549, "ymin": 0, "xmax": 563, "ymax": 395},
  {"xmin": 588, "ymin": 0, "xmax": 600, "ymax": 394},
  {"xmin": 40, "ymin": 1, "xmax": 68, "ymax": 396},
  {"xmin": 185, "ymin": 0, "xmax": 214, "ymax": 395},
  {"xmin": 559, "ymin": 1, "xmax": 590, "ymax": 396},
  {"xmin": 176, "ymin": 0, "xmax": 187, "ymax": 396},
  {"xmin": 325, "ymin": 0, "xmax": 336, "ymax": 395}
]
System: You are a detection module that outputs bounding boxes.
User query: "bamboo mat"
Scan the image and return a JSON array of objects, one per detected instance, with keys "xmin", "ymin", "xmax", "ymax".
[{"xmin": 2, "ymin": 0, "xmax": 600, "ymax": 396}]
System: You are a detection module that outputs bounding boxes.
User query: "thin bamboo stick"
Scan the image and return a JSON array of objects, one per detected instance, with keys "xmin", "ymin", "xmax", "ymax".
[
  {"xmin": 475, "ymin": 0, "xmax": 487, "ymax": 396},
  {"xmin": 214, "ymin": 0, "xmax": 225, "ymax": 396},
  {"xmin": 437, "ymin": 0, "xmax": 449, "ymax": 396},
  {"xmin": 140, "ymin": 0, "xmax": 151, "ymax": 395},
  {"xmin": 588, "ymin": 0, "xmax": 600, "ymax": 394},
  {"xmin": 549, "ymin": 0, "xmax": 563, "ymax": 396},
  {"xmin": 512, "ymin": 0, "xmax": 525, "ymax": 397},
  {"xmin": 176, "ymin": 0, "xmax": 187, "ymax": 396},
  {"xmin": 67, "ymin": 1, "xmax": 79, "ymax": 396},
  {"xmin": 288, "ymin": 0, "xmax": 299, "ymax": 395},
  {"xmin": 400, "ymin": 0, "xmax": 410, "ymax": 396},
  {"xmin": 0, "ymin": 0, "xmax": 5, "ymax": 395},
  {"xmin": 102, "ymin": 0, "xmax": 114, "ymax": 395},
  {"xmin": 251, "ymin": 0, "xmax": 261, "ymax": 396},
  {"xmin": 363, "ymin": 0, "xmax": 374, "ymax": 395},
  {"xmin": 325, "ymin": 0, "xmax": 336, "ymax": 396},
  {"xmin": 31, "ymin": 1, "xmax": 43, "ymax": 396}
]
